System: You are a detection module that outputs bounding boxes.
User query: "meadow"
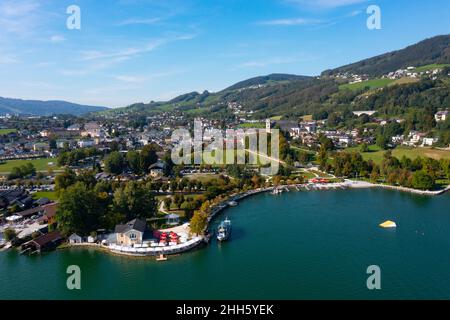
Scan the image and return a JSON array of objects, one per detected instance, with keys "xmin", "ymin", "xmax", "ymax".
[
  {"xmin": 345, "ymin": 145, "xmax": 450, "ymax": 164},
  {"xmin": 339, "ymin": 78, "xmax": 394, "ymax": 91},
  {"xmin": 0, "ymin": 158, "xmax": 60, "ymax": 174}
]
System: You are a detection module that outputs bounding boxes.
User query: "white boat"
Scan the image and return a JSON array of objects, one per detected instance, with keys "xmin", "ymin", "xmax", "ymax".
[{"xmin": 217, "ymin": 218, "xmax": 232, "ymax": 241}]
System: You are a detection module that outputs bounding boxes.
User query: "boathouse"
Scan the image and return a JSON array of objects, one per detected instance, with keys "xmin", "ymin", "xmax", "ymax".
[
  {"xmin": 21, "ymin": 231, "xmax": 63, "ymax": 254},
  {"xmin": 68, "ymin": 233, "xmax": 83, "ymax": 244}
]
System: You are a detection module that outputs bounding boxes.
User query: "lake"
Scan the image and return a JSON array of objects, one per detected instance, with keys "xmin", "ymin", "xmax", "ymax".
[{"xmin": 1, "ymin": 189, "xmax": 450, "ymax": 299}]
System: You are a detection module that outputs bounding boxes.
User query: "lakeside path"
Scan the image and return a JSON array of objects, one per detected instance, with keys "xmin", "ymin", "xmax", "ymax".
[
  {"xmin": 41, "ymin": 180, "xmax": 450, "ymax": 258},
  {"xmin": 346, "ymin": 180, "xmax": 450, "ymax": 196}
]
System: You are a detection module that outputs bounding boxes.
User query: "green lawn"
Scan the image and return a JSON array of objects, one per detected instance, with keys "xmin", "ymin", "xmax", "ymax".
[
  {"xmin": 185, "ymin": 173, "xmax": 223, "ymax": 183},
  {"xmin": 414, "ymin": 64, "xmax": 450, "ymax": 72},
  {"xmin": 339, "ymin": 78, "xmax": 394, "ymax": 91},
  {"xmin": 32, "ymin": 191, "xmax": 58, "ymax": 201},
  {"xmin": 0, "ymin": 128, "xmax": 17, "ymax": 135},
  {"xmin": 0, "ymin": 158, "xmax": 60, "ymax": 173},
  {"xmin": 237, "ymin": 122, "xmax": 266, "ymax": 129},
  {"xmin": 345, "ymin": 145, "xmax": 450, "ymax": 164}
]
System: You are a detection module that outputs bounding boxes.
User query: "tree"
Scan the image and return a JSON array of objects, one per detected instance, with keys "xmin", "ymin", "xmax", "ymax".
[
  {"xmin": 126, "ymin": 151, "xmax": 142, "ymax": 175},
  {"xmin": 412, "ymin": 171, "xmax": 434, "ymax": 190},
  {"xmin": 370, "ymin": 169, "xmax": 380, "ymax": 183},
  {"xmin": 173, "ymin": 194, "xmax": 185, "ymax": 209},
  {"xmin": 8, "ymin": 163, "xmax": 36, "ymax": 180},
  {"xmin": 56, "ymin": 182, "xmax": 102, "ymax": 236},
  {"xmin": 162, "ymin": 151, "xmax": 174, "ymax": 176},
  {"xmin": 360, "ymin": 143, "xmax": 369, "ymax": 153},
  {"xmin": 104, "ymin": 151, "xmax": 125, "ymax": 174},
  {"xmin": 3, "ymin": 228, "xmax": 17, "ymax": 241},
  {"xmin": 317, "ymin": 146, "xmax": 328, "ymax": 171},
  {"xmin": 376, "ymin": 134, "xmax": 389, "ymax": 150},
  {"xmin": 181, "ymin": 201, "xmax": 197, "ymax": 219},
  {"xmin": 318, "ymin": 135, "xmax": 334, "ymax": 151},
  {"xmin": 163, "ymin": 197, "xmax": 172, "ymax": 211},
  {"xmin": 113, "ymin": 181, "xmax": 156, "ymax": 220},
  {"xmin": 140, "ymin": 144, "xmax": 158, "ymax": 173},
  {"xmin": 189, "ymin": 211, "xmax": 208, "ymax": 235},
  {"xmin": 55, "ymin": 168, "xmax": 77, "ymax": 194},
  {"xmin": 49, "ymin": 139, "xmax": 57, "ymax": 150}
]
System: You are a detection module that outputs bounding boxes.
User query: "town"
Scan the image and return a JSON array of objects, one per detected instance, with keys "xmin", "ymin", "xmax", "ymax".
[{"xmin": 0, "ymin": 97, "xmax": 449, "ymax": 256}]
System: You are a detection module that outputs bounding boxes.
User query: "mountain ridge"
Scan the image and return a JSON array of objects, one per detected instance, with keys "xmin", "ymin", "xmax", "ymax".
[{"xmin": 0, "ymin": 97, "xmax": 108, "ymax": 116}]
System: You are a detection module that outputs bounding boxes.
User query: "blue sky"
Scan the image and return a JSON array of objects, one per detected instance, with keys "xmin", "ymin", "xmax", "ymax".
[{"xmin": 0, "ymin": 0, "xmax": 449, "ymax": 107}]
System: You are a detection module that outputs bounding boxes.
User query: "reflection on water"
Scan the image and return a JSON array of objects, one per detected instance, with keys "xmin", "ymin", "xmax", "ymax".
[{"xmin": 1, "ymin": 188, "xmax": 450, "ymax": 300}]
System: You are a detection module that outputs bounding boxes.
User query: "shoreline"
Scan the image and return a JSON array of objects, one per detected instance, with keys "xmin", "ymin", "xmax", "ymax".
[
  {"xmin": 4, "ymin": 181, "xmax": 448, "ymax": 259},
  {"xmin": 345, "ymin": 180, "xmax": 450, "ymax": 196}
]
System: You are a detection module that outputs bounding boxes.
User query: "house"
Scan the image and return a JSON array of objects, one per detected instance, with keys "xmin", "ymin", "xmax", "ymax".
[
  {"xmin": 301, "ymin": 121, "xmax": 317, "ymax": 133},
  {"xmin": 149, "ymin": 161, "xmax": 165, "ymax": 178},
  {"xmin": 77, "ymin": 139, "xmax": 95, "ymax": 148},
  {"xmin": 115, "ymin": 218, "xmax": 147, "ymax": 246},
  {"xmin": 435, "ymin": 110, "xmax": 449, "ymax": 122},
  {"xmin": 422, "ymin": 137, "xmax": 437, "ymax": 147},
  {"xmin": 166, "ymin": 213, "xmax": 180, "ymax": 226},
  {"xmin": 67, "ymin": 124, "xmax": 81, "ymax": 131},
  {"xmin": 338, "ymin": 135, "xmax": 353, "ymax": 147},
  {"xmin": 69, "ymin": 233, "xmax": 83, "ymax": 244},
  {"xmin": 41, "ymin": 203, "xmax": 58, "ymax": 225},
  {"xmin": 82, "ymin": 122, "xmax": 103, "ymax": 138},
  {"xmin": 406, "ymin": 131, "xmax": 427, "ymax": 146},
  {"xmin": 88, "ymin": 235, "xmax": 97, "ymax": 243}
]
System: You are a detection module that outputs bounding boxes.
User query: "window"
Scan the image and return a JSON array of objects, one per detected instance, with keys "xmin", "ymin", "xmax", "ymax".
[{"xmin": 129, "ymin": 233, "xmax": 136, "ymax": 240}]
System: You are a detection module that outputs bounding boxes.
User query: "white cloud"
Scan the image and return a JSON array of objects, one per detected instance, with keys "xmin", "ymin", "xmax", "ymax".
[
  {"xmin": 114, "ymin": 70, "xmax": 185, "ymax": 83},
  {"xmin": 0, "ymin": 0, "xmax": 41, "ymax": 35},
  {"xmin": 80, "ymin": 34, "xmax": 197, "ymax": 62},
  {"xmin": 286, "ymin": 0, "xmax": 367, "ymax": 9},
  {"xmin": 118, "ymin": 17, "xmax": 162, "ymax": 26},
  {"xmin": 258, "ymin": 18, "xmax": 320, "ymax": 26},
  {"xmin": 50, "ymin": 35, "xmax": 66, "ymax": 43}
]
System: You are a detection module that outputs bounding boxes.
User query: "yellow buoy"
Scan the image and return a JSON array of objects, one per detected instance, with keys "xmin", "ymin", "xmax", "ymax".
[{"xmin": 380, "ymin": 220, "xmax": 397, "ymax": 228}]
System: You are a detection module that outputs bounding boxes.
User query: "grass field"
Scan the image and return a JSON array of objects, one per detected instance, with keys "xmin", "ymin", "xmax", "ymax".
[
  {"xmin": 345, "ymin": 145, "xmax": 450, "ymax": 164},
  {"xmin": 0, "ymin": 128, "xmax": 17, "ymax": 135},
  {"xmin": 390, "ymin": 77, "xmax": 420, "ymax": 86},
  {"xmin": 237, "ymin": 122, "xmax": 266, "ymax": 129},
  {"xmin": 300, "ymin": 115, "xmax": 313, "ymax": 121},
  {"xmin": 339, "ymin": 78, "xmax": 394, "ymax": 91},
  {"xmin": 414, "ymin": 63, "xmax": 450, "ymax": 72},
  {"xmin": 32, "ymin": 191, "xmax": 58, "ymax": 201},
  {"xmin": 0, "ymin": 158, "xmax": 60, "ymax": 173},
  {"xmin": 184, "ymin": 173, "xmax": 223, "ymax": 183}
]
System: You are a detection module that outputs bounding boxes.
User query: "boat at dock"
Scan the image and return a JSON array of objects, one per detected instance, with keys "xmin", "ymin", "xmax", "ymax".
[
  {"xmin": 228, "ymin": 201, "xmax": 238, "ymax": 207},
  {"xmin": 217, "ymin": 218, "xmax": 232, "ymax": 242}
]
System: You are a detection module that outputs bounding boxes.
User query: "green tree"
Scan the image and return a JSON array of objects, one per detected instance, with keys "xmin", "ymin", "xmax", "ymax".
[
  {"xmin": 412, "ymin": 171, "xmax": 434, "ymax": 190},
  {"xmin": 189, "ymin": 211, "xmax": 208, "ymax": 235},
  {"xmin": 360, "ymin": 143, "xmax": 369, "ymax": 153},
  {"xmin": 126, "ymin": 151, "xmax": 142, "ymax": 174},
  {"xmin": 56, "ymin": 182, "xmax": 102, "ymax": 236},
  {"xmin": 163, "ymin": 197, "xmax": 172, "ymax": 211},
  {"xmin": 55, "ymin": 168, "xmax": 77, "ymax": 195},
  {"xmin": 140, "ymin": 144, "xmax": 158, "ymax": 173},
  {"xmin": 104, "ymin": 151, "xmax": 126, "ymax": 174},
  {"xmin": 113, "ymin": 181, "xmax": 156, "ymax": 220},
  {"xmin": 3, "ymin": 228, "xmax": 17, "ymax": 241},
  {"xmin": 376, "ymin": 134, "xmax": 389, "ymax": 150}
]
